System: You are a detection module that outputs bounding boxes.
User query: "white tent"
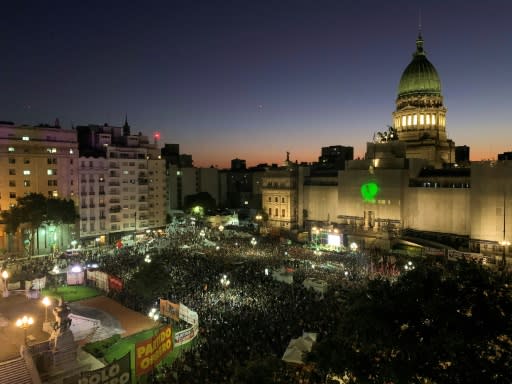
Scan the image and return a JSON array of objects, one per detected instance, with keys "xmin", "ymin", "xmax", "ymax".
[{"xmin": 282, "ymin": 332, "xmax": 318, "ymax": 365}]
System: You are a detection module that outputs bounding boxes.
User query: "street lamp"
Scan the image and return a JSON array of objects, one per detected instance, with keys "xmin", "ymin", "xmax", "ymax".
[
  {"xmin": 404, "ymin": 260, "xmax": 415, "ymax": 271},
  {"xmin": 71, "ymin": 240, "xmax": 77, "ymax": 249},
  {"xmin": 250, "ymin": 237, "xmax": 257, "ymax": 247},
  {"xmin": 220, "ymin": 274, "xmax": 230, "ymax": 310},
  {"xmin": 220, "ymin": 274, "xmax": 230, "ymax": 290},
  {"xmin": 148, "ymin": 307, "xmax": 160, "ymax": 322},
  {"xmin": 16, "ymin": 315, "xmax": 34, "ymax": 345},
  {"xmin": 42, "ymin": 296, "xmax": 51, "ymax": 323},
  {"xmin": 500, "ymin": 240, "xmax": 510, "ymax": 267},
  {"xmin": 350, "ymin": 242, "xmax": 358, "ymax": 253},
  {"xmin": 144, "ymin": 254, "xmax": 152, "ymax": 263},
  {"xmin": 2, "ymin": 270, "xmax": 9, "ymax": 298}
]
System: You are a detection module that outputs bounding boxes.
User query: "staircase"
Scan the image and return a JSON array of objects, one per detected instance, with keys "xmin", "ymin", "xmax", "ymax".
[{"xmin": 0, "ymin": 356, "xmax": 34, "ymax": 384}]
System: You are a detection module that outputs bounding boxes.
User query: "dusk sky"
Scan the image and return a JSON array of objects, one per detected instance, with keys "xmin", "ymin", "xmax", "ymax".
[{"xmin": 1, "ymin": 1, "xmax": 511, "ymax": 168}]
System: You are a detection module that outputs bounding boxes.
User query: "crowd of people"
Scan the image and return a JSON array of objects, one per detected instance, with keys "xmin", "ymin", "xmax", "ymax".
[
  {"xmin": 2, "ymin": 221, "xmax": 400, "ymax": 383},
  {"xmin": 94, "ymin": 223, "xmax": 385, "ymax": 383}
]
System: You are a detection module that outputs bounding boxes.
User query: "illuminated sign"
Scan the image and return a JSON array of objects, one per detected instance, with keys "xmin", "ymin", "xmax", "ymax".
[
  {"xmin": 135, "ymin": 326, "xmax": 173, "ymax": 376},
  {"xmin": 361, "ymin": 182, "xmax": 379, "ymax": 203}
]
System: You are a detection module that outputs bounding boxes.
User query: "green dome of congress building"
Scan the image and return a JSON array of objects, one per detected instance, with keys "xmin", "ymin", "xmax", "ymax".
[
  {"xmin": 398, "ymin": 33, "xmax": 442, "ymax": 98},
  {"xmin": 392, "ymin": 31, "xmax": 454, "ymax": 168}
]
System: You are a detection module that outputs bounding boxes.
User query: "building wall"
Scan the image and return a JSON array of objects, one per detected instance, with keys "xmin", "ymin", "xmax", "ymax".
[
  {"xmin": 303, "ymin": 185, "xmax": 338, "ymax": 223},
  {"xmin": 0, "ymin": 123, "xmax": 79, "ymax": 253},
  {"xmin": 470, "ymin": 161, "xmax": 512, "ymax": 244},
  {"xmin": 404, "ymin": 187, "xmax": 470, "ymax": 235},
  {"xmin": 338, "ymin": 165, "xmax": 408, "ymax": 227},
  {"xmin": 78, "ymin": 125, "xmax": 166, "ymax": 244}
]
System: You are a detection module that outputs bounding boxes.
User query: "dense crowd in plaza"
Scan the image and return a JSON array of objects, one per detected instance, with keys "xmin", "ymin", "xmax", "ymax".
[
  {"xmin": 2, "ymin": 223, "xmax": 399, "ymax": 383},
  {"xmin": 97, "ymin": 224, "xmax": 382, "ymax": 383}
]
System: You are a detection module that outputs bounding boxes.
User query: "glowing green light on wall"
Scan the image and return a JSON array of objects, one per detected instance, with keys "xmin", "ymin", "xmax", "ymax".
[{"xmin": 361, "ymin": 182, "xmax": 380, "ymax": 203}]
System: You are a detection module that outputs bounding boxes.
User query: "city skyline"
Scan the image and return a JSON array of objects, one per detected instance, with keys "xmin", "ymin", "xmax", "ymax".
[{"xmin": 1, "ymin": 0, "xmax": 511, "ymax": 168}]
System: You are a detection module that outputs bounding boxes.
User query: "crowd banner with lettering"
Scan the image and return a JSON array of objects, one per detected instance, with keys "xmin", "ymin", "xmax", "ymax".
[
  {"xmin": 179, "ymin": 303, "xmax": 197, "ymax": 325},
  {"xmin": 79, "ymin": 351, "xmax": 131, "ymax": 384},
  {"xmin": 30, "ymin": 276, "xmax": 46, "ymax": 290},
  {"xmin": 86, "ymin": 270, "xmax": 109, "ymax": 292},
  {"xmin": 135, "ymin": 325, "xmax": 173, "ymax": 376},
  {"xmin": 174, "ymin": 324, "xmax": 198, "ymax": 346},
  {"xmin": 108, "ymin": 275, "xmax": 123, "ymax": 292},
  {"xmin": 7, "ymin": 281, "xmax": 21, "ymax": 290},
  {"xmin": 160, "ymin": 299, "xmax": 180, "ymax": 321}
]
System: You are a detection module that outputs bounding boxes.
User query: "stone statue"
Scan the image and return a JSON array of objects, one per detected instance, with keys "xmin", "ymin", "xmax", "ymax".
[{"xmin": 52, "ymin": 297, "xmax": 72, "ymax": 333}]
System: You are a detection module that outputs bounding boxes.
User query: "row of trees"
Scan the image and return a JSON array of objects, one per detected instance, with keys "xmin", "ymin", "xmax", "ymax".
[{"xmin": 1, "ymin": 193, "xmax": 77, "ymax": 256}]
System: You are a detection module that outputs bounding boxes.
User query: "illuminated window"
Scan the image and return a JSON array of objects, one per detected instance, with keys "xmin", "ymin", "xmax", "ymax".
[
  {"xmin": 426, "ymin": 115, "xmax": 430, "ymax": 124},
  {"xmin": 69, "ymin": 149, "xmax": 74, "ymax": 154},
  {"xmin": 46, "ymin": 148, "xmax": 57, "ymax": 153},
  {"xmin": 47, "ymin": 169, "xmax": 57, "ymax": 175},
  {"xmin": 8, "ymin": 147, "xmax": 15, "ymax": 152},
  {"xmin": 23, "ymin": 170, "xmax": 31, "ymax": 175},
  {"xmin": 419, "ymin": 114, "xmax": 424, "ymax": 125},
  {"xmin": 401, "ymin": 116, "xmax": 406, "ymax": 126},
  {"xmin": 407, "ymin": 115, "xmax": 412, "ymax": 125},
  {"xmin": 413, "ymin": 114, "xmax": 417, "ymax": 125},
  {"xmin": 22, "ymin": 136, "xmax": 30, "ymax": 141},
  {"xmin": 24, "ymin": 180, "xmax": 30, "ymax": 187},
  {"xmin": 431, "ymin": 114, "xmax": 436, "ymax": 125},
  {"xmin": 52, "ymin": 190, "xmax": 58, "ymax": 197}
]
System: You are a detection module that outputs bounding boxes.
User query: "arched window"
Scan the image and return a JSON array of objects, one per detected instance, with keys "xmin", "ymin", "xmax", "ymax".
[
  {"xmin": 407, "ymin": 115, "xmax": 412, "ymax": 126},
  {"xmin": 268, "ymin": 208, "xmax": 272, "ymax": 216},
  {"xmin": 413, "ymin": 114, "xmax": 417, "ymax": 125},
  {"xmin": 426, "ymin": 114, "xmax": 431, "ymax": 125},
  {"xmin": 419, "ymin": 114, "xmax": 424, "ymax": 125},
  {"xmin": 431, "ymin": 114, "xmax": 436, "ymax": 125},
  {"xmin": 401, "ymin": 116, "xmax": 406, "ymax": 126}
]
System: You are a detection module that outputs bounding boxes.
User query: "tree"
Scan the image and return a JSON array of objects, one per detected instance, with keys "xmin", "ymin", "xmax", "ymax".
[
  {"xmin": 0, "ymin": 193, "xmax": 78, "ymax": 256},
  {"xmin": 184, "ymin": 192, "xmax": 216, "ymax": 214},
  {"xmin": 310, "ymin": 261, "xmax": 512, "ymax": 383}
]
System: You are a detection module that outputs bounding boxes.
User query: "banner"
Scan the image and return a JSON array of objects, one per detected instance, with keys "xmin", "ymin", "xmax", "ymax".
[
  {"xmin": 108, "ymin": 275, "xmax": 123, "ymax": 292},
  {"xmin": 174, "ymin": 324, "xmax": 198, "ymax": 346},
  {"xmin": 87, "ymin": 270, "xmax": 109, "ymax": 292},
  {"xmin": 7, "ymin": 281, "xmax": 21, "ymax": 290},
  {"xmin": 160, "ymin": 299, "xmax": 180, "ymax": 321},
  {"xmin": 67, "ymin": 271, "xmax": 84, "ymax": 285},
  {"xmin": 135, "ymin": 325, "xmax": 173, "ymax": 376},
  {"xmin": 79, "ymin": 351, "xmax": 131, "ymax": 384},
  {"xmin": 31, "ymin": 276, "xmax": 46, "ymax": 290},
  {"xmin": 179, "ymin": 303, "xmax": 197, "ymax": 324}
]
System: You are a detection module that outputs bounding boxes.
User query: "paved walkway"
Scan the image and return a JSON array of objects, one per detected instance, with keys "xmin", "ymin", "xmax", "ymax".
[{"xmin": 0, "ymin": 294, "xmax": 156, "ymax": 363}]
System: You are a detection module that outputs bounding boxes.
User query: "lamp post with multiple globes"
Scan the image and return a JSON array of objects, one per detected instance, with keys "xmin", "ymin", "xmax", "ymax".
[{"xmin": 16, "ymin": 315, "xmax": 34, "ymax": 345}]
